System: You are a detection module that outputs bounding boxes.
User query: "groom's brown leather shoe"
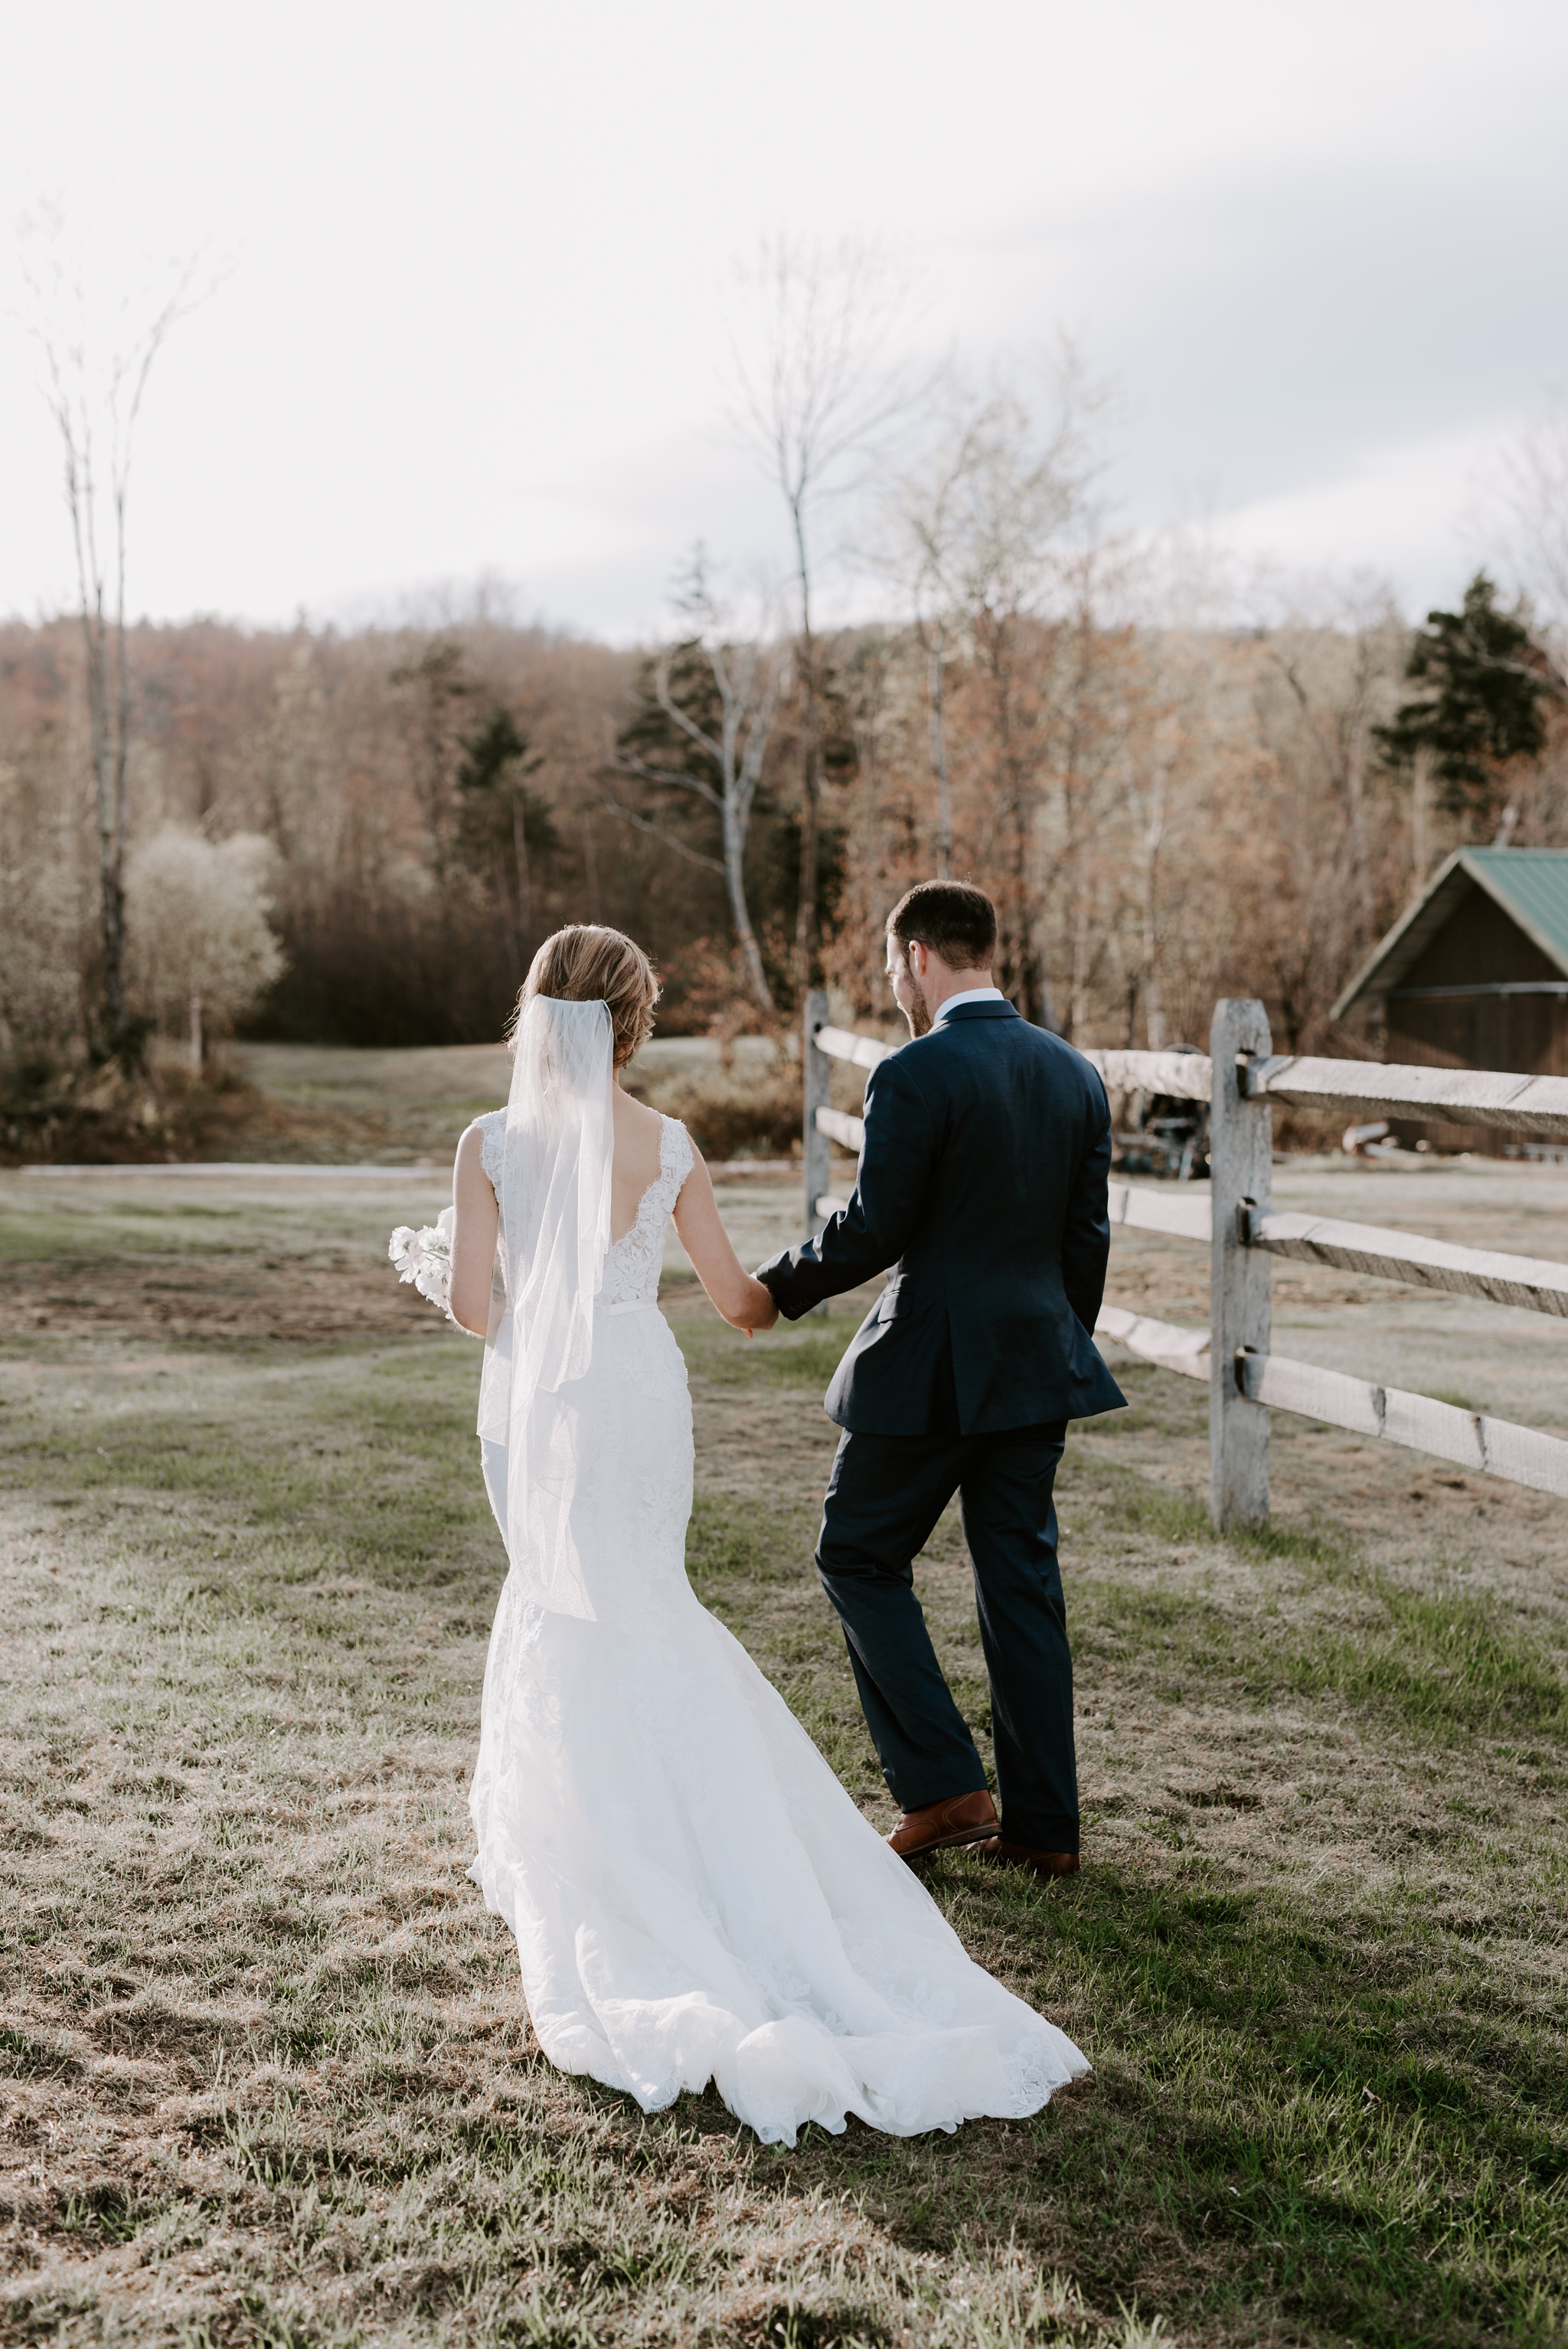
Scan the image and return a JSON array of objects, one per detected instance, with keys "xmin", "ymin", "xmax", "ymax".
[
  {"xmin": 974, "ymin": 1836, "xmax": 1080, "ymax": 1880},
  {"xmin": 887, "ymin": 1789, "xmax": 998, "ymax": 1861}
]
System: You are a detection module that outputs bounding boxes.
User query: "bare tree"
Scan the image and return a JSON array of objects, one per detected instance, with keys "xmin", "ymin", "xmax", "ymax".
[
  {"xmin": 18, "ymin": 209, "xmax": 207, "ymax": 1053},
  {"xmin": 1256, "ymin": 593, "xmax": 1403, "ymax": 953},
  {"xmin": 606, "ymin": 554, "xmax": 787, "ymax": 1013},
  {"xmin": 864, "ymin": 436, "xmax": 964, "ymax": 877},
  {"xmin": 867, "ymin": 358, "xmax": 1095, "ymax": 885},
  {"xmin": 897, "ymin": 361, "xmax": 1102, "ymax": 1023},
  {"xmin": 1481, "ymin": 404, "xmax": 1568, "ymax": 655},
  {"xmin": 729, "ymin": 237, "xmax": 913, "ymax": 995},
  {"xmin": 1134, "ymin": 756, "xmax": 1168, "ymax": 1050}
]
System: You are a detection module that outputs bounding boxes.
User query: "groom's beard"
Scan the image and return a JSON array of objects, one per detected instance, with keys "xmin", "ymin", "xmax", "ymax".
[{"xmin": 903, "ymin": 984, "xmax": 933, "ymax": 1039}]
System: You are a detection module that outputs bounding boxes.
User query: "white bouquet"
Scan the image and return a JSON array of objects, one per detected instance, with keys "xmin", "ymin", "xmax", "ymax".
[{"xmin": 389, "ymin": 1207, "xmax": 476, "ymax": 1333}]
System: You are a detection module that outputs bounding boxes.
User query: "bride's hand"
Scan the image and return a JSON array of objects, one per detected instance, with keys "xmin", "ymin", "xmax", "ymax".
[{"xmin": 730, "ymin": 1276, "xmax": 779, "ymax": 1337}]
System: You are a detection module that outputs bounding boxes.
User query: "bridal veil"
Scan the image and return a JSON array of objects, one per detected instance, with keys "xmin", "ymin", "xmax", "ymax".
[{"xmin": 475, "ymin": 992, "xmax": 615, "ymax": 1620}]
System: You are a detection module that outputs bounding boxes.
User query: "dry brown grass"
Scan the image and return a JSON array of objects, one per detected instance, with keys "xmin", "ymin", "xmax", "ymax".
[{"xmin": 2, "ymin": 1164, "xmax": 1566, "ymax": 2346}]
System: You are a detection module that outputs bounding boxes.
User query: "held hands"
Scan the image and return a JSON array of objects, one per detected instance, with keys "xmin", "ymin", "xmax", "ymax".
[{"xmin": 729, "ymin": 1276, "xmax": 779, "ymax": 1337}]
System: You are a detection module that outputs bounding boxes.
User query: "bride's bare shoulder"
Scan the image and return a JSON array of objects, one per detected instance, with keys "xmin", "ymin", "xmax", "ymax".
[
  {"xmin": 610, "ymin": 1090, "xmax": 662, "ymax": 1127},
  {"xmin": 613, "ymin": 1086, "xmax": 664, "ymax": 1138},
  {"xmin": 612, "ymin": 1083, "xmax": 666, "ymax": 1178}
]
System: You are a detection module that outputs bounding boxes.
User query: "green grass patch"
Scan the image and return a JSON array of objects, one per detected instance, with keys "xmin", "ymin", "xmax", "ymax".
[
  {"xmin": 2, "ymin": 1308, "xmax": 1566, "ymax": 2345},
  {"xmin": 1296, "ymin": 1580, "xmax": 1567, "ymax": 1738},
  {"xmin": 688, "ymin": 1322, "xmax": 857, "ymax": 1387}
]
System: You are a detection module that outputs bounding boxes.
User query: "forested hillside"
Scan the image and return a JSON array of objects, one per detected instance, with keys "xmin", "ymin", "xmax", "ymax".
[{"xmin": 4, "ymin": 583, "xmax": 1566, "ymax": 1084}]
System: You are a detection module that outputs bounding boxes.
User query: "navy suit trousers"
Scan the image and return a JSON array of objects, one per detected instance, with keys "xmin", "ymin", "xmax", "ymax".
[{"xmin": 815, "ymin": 1419, "xmax": 1078, "ymax": 1851}]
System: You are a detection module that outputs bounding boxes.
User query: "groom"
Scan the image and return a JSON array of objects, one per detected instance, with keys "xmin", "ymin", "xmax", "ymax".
[{"xmin": 754, "ymin": 881, "xmax": 1123, "ymax": 1878}]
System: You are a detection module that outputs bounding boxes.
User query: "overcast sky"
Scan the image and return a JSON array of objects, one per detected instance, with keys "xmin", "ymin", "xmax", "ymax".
[{"xmin": 3, "ymin": 0, "xmax": 1566, "ymax": 641}]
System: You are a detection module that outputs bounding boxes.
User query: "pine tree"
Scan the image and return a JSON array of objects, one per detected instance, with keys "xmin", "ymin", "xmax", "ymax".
[
  {"xmin": 454, "ymin": 707, "xmax": 556, "ymax": 965},
  {"xmin": 1376, "ymin": 572, "xmax": 1560, "ymax": 825}
]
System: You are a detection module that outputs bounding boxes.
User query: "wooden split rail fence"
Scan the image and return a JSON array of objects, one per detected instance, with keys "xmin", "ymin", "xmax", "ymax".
[{"xmin": 799, "ymin": 988, "xmax": 1568, "ymax": 1530}]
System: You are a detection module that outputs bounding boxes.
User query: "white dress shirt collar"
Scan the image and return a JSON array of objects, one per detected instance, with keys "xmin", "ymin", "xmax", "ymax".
[{"xmin": 931, "ymin": 985, "xmax": 1008, "ymax": 1027}]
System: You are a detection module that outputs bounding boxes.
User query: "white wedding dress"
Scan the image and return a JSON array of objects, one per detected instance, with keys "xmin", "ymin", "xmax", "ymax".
[{"xmin": 463, "ymin": 1083, "xmax": 1088, "ymax": 2147}]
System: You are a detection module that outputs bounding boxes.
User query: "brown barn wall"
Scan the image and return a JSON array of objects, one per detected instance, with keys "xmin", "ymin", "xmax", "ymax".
[
  {"xmin": 1399, "ymin": 884, "xmax": 1562, "ymax": 992},
  {"xmin": 1382, "ymin": 880, "xmax": 1568, "ymax": 1152}
]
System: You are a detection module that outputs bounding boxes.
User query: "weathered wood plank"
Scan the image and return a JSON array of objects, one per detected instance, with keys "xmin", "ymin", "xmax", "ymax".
[
  {"xmin": 1106, "ymin": 1183, "xmax": 1568, "ymax": 1315},
  {"xmin": 1240, "ymin": 1349, "xmax": 1568, "ymax": 1498},
  {"xmin": 819, "ymin": 1142, "xmax": 1212, "ymax": 1230},
  {"xmin": 1248, "ymin": 1208, "xmax": 1568, "ymax": 1316},
  {"xmin": 825, "ymin": 1026, "xmax": 1568, "ymax": 1137},
  {"xmin": 1095, "ymin": 1305, "xmax": 1212, "ymax": 1380},
  {"xmin": 815, "ymin": 1105, "xmax": 866, "ymax": 1153},
  {"xmin": 1210, "ymin": 1000, "xmax": 1272, "ymax": 1529},
  {"xmin": 816, "ymin": 1024, "xmax": 893, "ymax": 1072},
  {"xmin": 1250, "ymin": 1054, "xmax": 1568, "ymax": 1138},
  {"xmin": 1108, "ymin": 1179, "xmax": 1212, "ymax": 1242},
  {"xmin": 1082, "ymin": 1048, "xmax": 1214, "ymax": 1103},
  {"xmin": 827, "ymin": 1030, "xmax": 1211, "ymax": 1098},
  {"xmin": 803, "ymin": 991, "xmax": 831, "ymax": 1240},
  {"xmin": 815, "ymin": 1192, "xmax": 852, "ymax": 1218},
  {"xmin": 1239, "ymin": 1350, "xmax": 1383, "ymax": 1437},
  {"xmin": 1101, "ymin": 1308, "xmax": 1568, "ymax": 1499}
]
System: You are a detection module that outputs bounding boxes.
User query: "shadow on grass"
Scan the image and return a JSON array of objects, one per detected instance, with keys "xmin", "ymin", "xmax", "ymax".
[{"xmin": 640, "ymin": 1847, "xmax": 1567, "ymax": 2347}]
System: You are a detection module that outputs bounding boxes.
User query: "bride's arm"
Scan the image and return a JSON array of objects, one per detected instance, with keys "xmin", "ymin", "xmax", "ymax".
[
  {"xmin": 672, "ymin": 1152, "xmax": 778, "ymax": 1332},
  {"xmin": 449, "ymin": 1125, "xmax": 500, "ymax": 1337}
]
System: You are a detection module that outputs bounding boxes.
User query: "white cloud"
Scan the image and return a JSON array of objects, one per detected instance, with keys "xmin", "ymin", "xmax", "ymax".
[
  {"xmin": 1200, "ymin": 419, "xmax": 1510, "ymax": 613},
  {"xmin": 3, "ymin": 0, "xmax": 1566, "ymax": 633}
]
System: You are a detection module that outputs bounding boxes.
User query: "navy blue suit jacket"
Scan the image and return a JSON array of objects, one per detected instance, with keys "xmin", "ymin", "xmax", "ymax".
[{"xmin": 757, "ymin": 1000, "xmax": 1125, "ymax": 1436}]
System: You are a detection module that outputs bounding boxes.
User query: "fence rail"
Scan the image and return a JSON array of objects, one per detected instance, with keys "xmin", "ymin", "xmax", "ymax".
[
  {"xmin": 1092, "ymin": 1305, "xmax": 1568, "ymax": 1498},
  {"xmin": 1083, "ymin": 1046, "xmax": 1568, "ymax": 1139},
  {"xmin": 1106, "ymin": 1181, "xmax": 1568, "ymax": 1317},
  {"xmin": 802, "ymin": 993, "xmax": 1568, "ymax": 1527}
]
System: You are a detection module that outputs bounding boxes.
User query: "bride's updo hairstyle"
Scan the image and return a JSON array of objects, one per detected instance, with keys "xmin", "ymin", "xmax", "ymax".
[{"xmin": 512, "ymin": 925, "xmax": 660, "ymax": 1070}]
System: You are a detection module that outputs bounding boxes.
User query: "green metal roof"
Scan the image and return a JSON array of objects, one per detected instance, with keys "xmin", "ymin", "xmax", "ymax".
[{"xmin": 1331, "ymin": 848, "xmax": 1568, "ymax": 1019}]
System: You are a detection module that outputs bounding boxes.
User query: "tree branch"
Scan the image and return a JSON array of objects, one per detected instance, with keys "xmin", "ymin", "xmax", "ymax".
[
  {"xmin": 653, "ymin": 652, "xmax": 727, "ymax": 767},
  {"xmin": 600, "ymin": 796, "xmax": 726, "ymax": 873},
  {"xmin": 611, "ymin": 751, "xmax": 724, "ymax": 812}
]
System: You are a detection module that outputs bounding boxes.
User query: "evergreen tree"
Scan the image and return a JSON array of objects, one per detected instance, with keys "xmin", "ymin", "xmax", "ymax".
[
  {"xmin": 389, "ymin": 638, "xmax": 475, "ymax": 861},
  {"xmin": 454, "ymin": 707, "xmax": 557, "ymax": 965},
  {"xmin": 1376, "ymin": 572, "xmax": 1559, "ymax": 822}
]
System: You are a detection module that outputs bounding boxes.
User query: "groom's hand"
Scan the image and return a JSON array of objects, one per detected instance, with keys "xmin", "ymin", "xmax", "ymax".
[{"xmin": 738, "ymin": 1275, "xmax": 779, "ymax": 1335}]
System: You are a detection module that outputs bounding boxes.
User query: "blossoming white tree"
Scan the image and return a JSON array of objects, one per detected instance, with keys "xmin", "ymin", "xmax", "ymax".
[{"xmin": 126, "ymin": 828, "xmax": 284, "ymax": 1073}]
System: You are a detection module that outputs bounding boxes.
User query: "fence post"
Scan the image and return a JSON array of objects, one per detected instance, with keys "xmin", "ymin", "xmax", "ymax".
[
  {"xmin": 803, "ymin": 988, "xmax": 831, "ymax": 1239},
  {"xmin": 1209, "ymin": 997, "xmax": 1272, "ymax": 1529}
]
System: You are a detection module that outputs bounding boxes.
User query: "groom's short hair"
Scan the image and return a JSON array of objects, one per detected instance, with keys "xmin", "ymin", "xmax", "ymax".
[{"xmin": 887, "ymin": 881, "xmax": 997, "ymax": 971}]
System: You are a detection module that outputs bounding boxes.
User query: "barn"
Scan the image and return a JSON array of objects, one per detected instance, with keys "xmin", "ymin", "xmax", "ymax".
[{"xmin": 1332, "ymin": 846, "xmax": 1568, "ymax": 1147}]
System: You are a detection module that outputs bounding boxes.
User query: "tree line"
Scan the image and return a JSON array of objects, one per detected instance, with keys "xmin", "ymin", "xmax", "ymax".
[
  {"xmin": 2, "ymin": 561, "xmax": 1563, "ymax": 1089},
  {"xmin": 6, "ymin": 223, "xmax": 1568, "ymax": 1122}
]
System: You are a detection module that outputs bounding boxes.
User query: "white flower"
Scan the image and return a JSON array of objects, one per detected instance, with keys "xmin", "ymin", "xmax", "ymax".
[{"xmin": 388, "ymin": 1207, "xmax": 472, "ymax": 1329}]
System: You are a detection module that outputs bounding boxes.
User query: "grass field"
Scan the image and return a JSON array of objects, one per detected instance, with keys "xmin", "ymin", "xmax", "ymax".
[
  {"xmin": 2, "ymin": 1166, "xmax": 1566, "ymax": 2347},
  {"xmin": 148, "ymin": 1040, "xmax": 803, "ymax": 1169}
]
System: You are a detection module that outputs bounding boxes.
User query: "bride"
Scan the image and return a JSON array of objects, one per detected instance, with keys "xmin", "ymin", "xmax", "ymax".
[{"xmin": 441, "ymin": 923, "xmax": 1087, "ymax": 2145}]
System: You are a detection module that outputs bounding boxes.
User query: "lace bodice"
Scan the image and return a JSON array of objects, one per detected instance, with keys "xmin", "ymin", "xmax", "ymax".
[
  {"xmin": 603, "ymin": 1115, "xmax": 695, "ymax": 1305},
  {"xmin": 474, "ymin": 1107, "xmax": 693, "ymax": 1310}
]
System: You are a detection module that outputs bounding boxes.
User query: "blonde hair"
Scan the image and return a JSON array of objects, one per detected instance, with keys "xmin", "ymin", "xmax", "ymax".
[{"xmin": 511, "ymin": 925, "xmax": 659, "ymax": 1069}]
